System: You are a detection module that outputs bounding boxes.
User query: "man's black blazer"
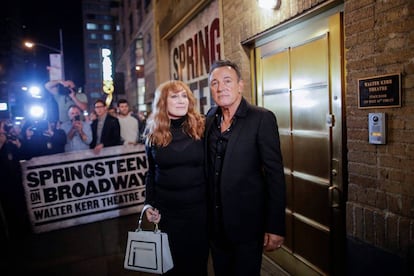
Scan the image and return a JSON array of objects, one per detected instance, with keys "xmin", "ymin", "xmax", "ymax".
[
  {"xmin": 205, "ymin": 98, "xmax": 286, "ymax": 243},
  {"xmin": 90, "ymin": 114, "xmax": 121, "ymax": 148}
]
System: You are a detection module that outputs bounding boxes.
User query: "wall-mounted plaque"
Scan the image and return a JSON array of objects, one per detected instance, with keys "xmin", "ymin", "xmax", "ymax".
[{"xmin": 358, "ymin": 73, "xmax": 401, "ymax": 109}]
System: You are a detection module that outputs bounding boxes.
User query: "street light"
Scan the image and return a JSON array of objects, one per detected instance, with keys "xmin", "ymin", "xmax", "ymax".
[{"xmin": 24, "ymin": 29, "xmax": 65, "ymax": 80}]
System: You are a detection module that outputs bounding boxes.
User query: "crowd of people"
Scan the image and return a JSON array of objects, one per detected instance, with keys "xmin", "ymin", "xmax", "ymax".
[
  {"xmin": 0, "ymin": 80, "xmax": 146, "ymax": 161},
  {"xmin": 1, "ymin": 60, "xmax": 286, "ymax": 276},
  {"xmin": 0, "ymin": 79, "xmax": 146, "ymax": 242}
]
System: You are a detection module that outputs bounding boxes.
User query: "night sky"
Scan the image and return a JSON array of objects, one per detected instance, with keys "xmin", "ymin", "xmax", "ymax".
[{"xmin": 21, "ymin": 0, "xmax": 84, "ymax": 86}]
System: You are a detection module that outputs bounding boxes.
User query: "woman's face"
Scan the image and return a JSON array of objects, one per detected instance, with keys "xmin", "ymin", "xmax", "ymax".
[{"xmin": 166, "ymin": 88, "xmax": 189, "ymax": 119}]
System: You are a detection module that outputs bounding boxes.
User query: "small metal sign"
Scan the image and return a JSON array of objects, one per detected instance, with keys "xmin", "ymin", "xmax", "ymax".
[{"xmin": 358, "ymin": 73, "xmax": 401, "ymax": 109}]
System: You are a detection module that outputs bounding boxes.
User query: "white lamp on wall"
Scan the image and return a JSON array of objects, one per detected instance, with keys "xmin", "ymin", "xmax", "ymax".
[{"xmin": 257, "ymin": 0, "xmax": 280, "ymax": 9}]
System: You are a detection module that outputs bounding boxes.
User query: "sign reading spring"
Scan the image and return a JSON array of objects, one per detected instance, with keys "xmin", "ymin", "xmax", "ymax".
[{"xmin": 169, "ymin": 0, "xmax": 220, "ymax": 114}]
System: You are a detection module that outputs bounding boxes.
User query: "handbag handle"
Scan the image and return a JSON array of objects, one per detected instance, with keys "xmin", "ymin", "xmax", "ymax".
[{"xmin": 137, "ymin": 204, "xmax": 159, "ymax": 233}]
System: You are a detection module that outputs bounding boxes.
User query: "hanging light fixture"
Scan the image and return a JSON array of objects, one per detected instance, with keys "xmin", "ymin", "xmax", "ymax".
[{"xmin": 257, "ymin": 0, "xmax": 280, "ymax": 9}]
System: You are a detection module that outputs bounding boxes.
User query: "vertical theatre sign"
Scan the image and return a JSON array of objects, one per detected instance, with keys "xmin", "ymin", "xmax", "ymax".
[
  {"xmin": 102, "ymin": 48, "xmax": 114, "ymax": 106},
  {"xmin": 21, "ymin": 145, "xmax": 148, "ymax": 233}
]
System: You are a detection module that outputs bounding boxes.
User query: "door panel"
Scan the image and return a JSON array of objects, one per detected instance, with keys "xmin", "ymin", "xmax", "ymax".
[
  {"xmin": 262, "ymin": 51, "xmax": 290, "ymax": 91},
  {"xmin": 263, "ymin": 93, "xmax": 291, "ymax": 169},
  {"xmin": 294, "ymin": 218, "xmax": 330, "ymax": 271},
  {"xmin": 294, "ymin": 177, "xmax": 330, "ymax": 226},
  {"xmin": 292, "ymin": 87, "xmax": 329, "ymax": 131},
  {"xmin": 293, "ymin": 135, "xmax": 329, "ymax": 178},
  {"xmin": 291, "ymin": 36, "xmax": 328, "ymax": 89},
  {"xmin": 255, "ymin": 11, "xmax": 344, "ymax": 275}
]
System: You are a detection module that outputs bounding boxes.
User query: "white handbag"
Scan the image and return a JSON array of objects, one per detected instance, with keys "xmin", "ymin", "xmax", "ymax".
[{"xmin": 124, "ymin": 204, "xmax": 174, "ymax": 274}]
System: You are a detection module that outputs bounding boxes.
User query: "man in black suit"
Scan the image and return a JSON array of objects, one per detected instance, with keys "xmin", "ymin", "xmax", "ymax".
[
  {"xmin": 90, "ymin": 99, "xmax": 121, "ymax": 154},
  {"xmin": 206, "ymin": 60, "xmax": 286, "ymax": 276}
]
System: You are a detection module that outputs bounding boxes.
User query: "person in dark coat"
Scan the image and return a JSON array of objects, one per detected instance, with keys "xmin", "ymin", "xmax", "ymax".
[
  {"xmin": 89, "ymin": 99, "xmax": 121, "ymax": 153},
  {"xmin": 205, "ymin": 60, "xmax": 287, "ymax": 276},
  {"xmin": 0, "ymin": 121, "xmax": 29, "ymax": 240},
  {"xmin": 143, "ymin": 80, "xmax": 208, "ymax": 275},
  {"xmin": 19, "ymin": 120, "xmax": 66, "ymax": 160}
]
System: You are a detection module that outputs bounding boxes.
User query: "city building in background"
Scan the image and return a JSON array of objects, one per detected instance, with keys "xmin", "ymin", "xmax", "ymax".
[
  {"xmin": 113, "ymin": 0, "xmax": 155, "ymax": 114},
  {"xmin": 82, "ymin": 0, "xmax": 119, "ymax": 108}
]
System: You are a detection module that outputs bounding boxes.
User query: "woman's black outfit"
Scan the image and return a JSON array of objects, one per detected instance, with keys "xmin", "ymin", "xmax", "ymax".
[{"xmin": 145, "ymin": 117, "xmax": 208, "ymax": 276}]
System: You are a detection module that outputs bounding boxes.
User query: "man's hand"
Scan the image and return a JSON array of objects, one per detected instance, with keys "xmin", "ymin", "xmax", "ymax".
[
  {"xmin": 263, "ymin": 233, "xmax": 284, "ymax": 252},
  {"xmin": 72, "ymin": 120, "xmax": 83, "ymax": 132},
  {"xmin": 62, "ymin": 80, "xmax": 76, "ymax": 89},
  {"xmin": 93, "ymin": 143, "xmax": 104, "ymax": 154}
]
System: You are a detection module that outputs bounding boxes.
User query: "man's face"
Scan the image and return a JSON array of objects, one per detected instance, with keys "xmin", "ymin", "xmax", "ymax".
[
  {"xmin": 108, "ymin": 108, "xmax": 117, "ymax": 117},
  {"xmin": 94, "ymin": 103, "xmax": 107, "ymax": 117},
  {"xmin": 68, "ymin": 107, "xmax": 81, "ymax": 121},
  {"xmin": 209, "ymin": 66, "xmax": 243, "ymax": 108},
  {"xmin": 118, "ymin": 103, "xmax": 129, "ymax": 116}
]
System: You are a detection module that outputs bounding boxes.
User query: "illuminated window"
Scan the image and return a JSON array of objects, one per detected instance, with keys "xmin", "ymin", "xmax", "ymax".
[
  {"xmin": 86, "ymin": 23, "xmax": 98, "ymax": 30},
  {"xmin": 89, "ymin": 63, "xmax": 100, "ymax": 69}
]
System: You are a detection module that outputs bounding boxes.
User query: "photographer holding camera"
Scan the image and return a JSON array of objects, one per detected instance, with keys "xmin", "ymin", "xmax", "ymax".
[
  {"xmin": 0, "ymin": 120, "xmax": 21, "ymax": 158},
  {"xmin": 45, "ymin": 79, "xmax": 88, "ymax": 123},
  {"xmin": 61, "ymin": 105, "xmax": 92, "ymax": 152},
  {"xmin": 19, "ymin": 119, "xmax": 66, "ymax": 160}
]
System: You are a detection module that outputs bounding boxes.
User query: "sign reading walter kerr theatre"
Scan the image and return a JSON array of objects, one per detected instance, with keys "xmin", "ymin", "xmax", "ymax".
[
  {"xmin": 21, "ymin": 145, "xmax": 147, "ymax": 233},
  {"xmin": 358, "ymin": 73, "xmax": 401, "ymax": 109}
]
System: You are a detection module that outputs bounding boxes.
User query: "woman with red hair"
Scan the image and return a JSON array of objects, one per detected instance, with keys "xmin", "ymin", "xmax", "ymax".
[{"xmin": 143, "ymin": 80, "xmax": 208, "ymax": 275}]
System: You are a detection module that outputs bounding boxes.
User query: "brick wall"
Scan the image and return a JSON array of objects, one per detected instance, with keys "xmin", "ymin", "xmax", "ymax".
[
  {"xmin": 218, "ymin": 0, "xmax": 414, "ymax": 264},
  {"xmin": 221, "ymin": 0, "xmax": 414, "ymax": 258},
  {"xmin": 220, "ymin": 0, "xmax": 330, "ymax": 102},
  {"xmin": 344, "ymin": 0, "xmax": 414, "ymax": 258},
  {"xmin": 153, "ymin": 0, "xmax": 414, "ymax": 264}
]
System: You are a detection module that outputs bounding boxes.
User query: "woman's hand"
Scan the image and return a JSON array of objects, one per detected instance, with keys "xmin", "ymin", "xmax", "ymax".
[{"xmin": 145, "ymin": 207, "xmax": 161, "ymax": 224}]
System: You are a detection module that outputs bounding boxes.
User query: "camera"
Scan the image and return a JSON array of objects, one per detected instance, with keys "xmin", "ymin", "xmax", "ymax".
[
  {"xmin": 7, "ymin": 134, "xmax": 18, "ymax": 141},
  {"xmin": 4, "ymin": 123, "xmax": 13, "ymax": 133},
  {"xmin": 74, "ymin": 115, "xmax": 81, "ymax": 121},
  {"xmin": 58, "ymin": 84, "xmax": 74, "ymax": 96}
]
